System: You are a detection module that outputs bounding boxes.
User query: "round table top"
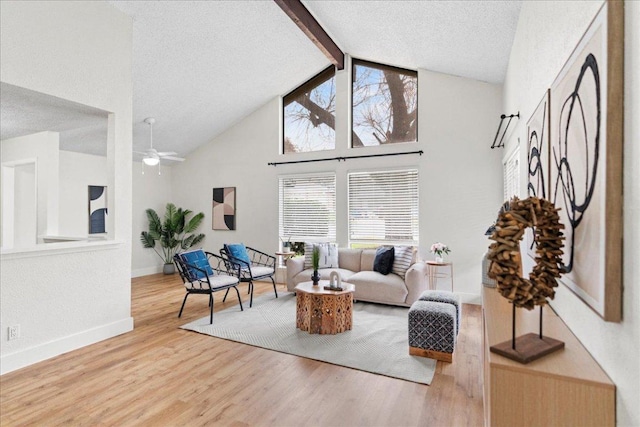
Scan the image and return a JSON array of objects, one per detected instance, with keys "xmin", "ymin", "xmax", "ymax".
[
  {"xmin": 295, "ymin": 280, "xmax": 355, "ymax": 295},
  {"xmin": 275, "ymin": 251, "xmax": 295, "ymax": 256},
  {"xmin": 426, "ymin": 260, "xmax": 452, "ymax": 266}
]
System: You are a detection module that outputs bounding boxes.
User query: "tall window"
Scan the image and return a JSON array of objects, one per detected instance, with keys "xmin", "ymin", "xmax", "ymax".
[
  {"xmin": 283, "ymin": 66, "xmax": 336, "ymax": 154},
  {"xmin": 279, "ymin": 173, "xmax": 336, "ymax": 242},
  {"xmin": 503, "ymin": 146, "xmax": 520, "ymax": 201},
  {"xmin": 352, "ymin": 59, "xmax": 418, "ymax": 147},
  {"xmin": 348, "ymin": 169, "xmax": 419, "ymax": 247}
]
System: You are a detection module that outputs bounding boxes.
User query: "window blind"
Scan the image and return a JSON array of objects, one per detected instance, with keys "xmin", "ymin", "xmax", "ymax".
[
  {"xmin": 348, "ymin": 169, "xmax": 419, "ymax": 246},
  {"xmin": 278, "ymin": 173, "xmax": 336, "ymax": 242},
  {"xmin": 503, "ymin": 147, "xmax": 520, "ymax": 201}
]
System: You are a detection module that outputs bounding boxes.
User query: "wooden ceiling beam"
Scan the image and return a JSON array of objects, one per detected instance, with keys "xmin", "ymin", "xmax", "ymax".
[{"xmin": 274, "ymin": 0, "xmax": 344, "ymax": 70}]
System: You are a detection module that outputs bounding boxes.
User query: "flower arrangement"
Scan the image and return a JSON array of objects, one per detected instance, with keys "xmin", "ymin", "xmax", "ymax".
[{"xmin": 430, "ymin": 242, "xmax": 451, "ymax": 258}]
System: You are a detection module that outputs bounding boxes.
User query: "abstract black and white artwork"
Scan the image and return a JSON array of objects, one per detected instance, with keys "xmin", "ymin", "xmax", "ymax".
[
  {"xmin": 88, "ymin": 185, "xmax": 107, "ymax": 234},
  {"xmin": 549, "ymin": 0, "xmax": 623, "ymax": 321},
  {"xmin": 212, "ymin": 187, "xmax": 236, "ymax": 230},
  {"xmin": 526, "ymin": 90, "xmax": 550, "ymax": 259}
]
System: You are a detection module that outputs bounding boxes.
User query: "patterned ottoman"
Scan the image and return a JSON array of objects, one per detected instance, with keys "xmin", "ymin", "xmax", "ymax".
[
  {"xmin": 408, "ymin": 300, "xmax": 457, "ymax": 362},
  {"xmin": 418, "ymin": 290, "xmax": 461, "ymax": 333}
]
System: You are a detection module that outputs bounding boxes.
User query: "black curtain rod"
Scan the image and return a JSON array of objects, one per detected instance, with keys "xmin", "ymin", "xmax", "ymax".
[
  {"xmin": 268, "ymin": 150, "xmax": 423, "ymax": 166},
  {"xmin": 491, "ymin": 112, "xmax": 520, "ymax": 149}
]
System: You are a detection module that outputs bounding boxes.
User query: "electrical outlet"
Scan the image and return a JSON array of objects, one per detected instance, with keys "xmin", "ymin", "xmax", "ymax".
[{"xmin": 8, "ymin": 325, "xmax": 20, "ymax": 340}]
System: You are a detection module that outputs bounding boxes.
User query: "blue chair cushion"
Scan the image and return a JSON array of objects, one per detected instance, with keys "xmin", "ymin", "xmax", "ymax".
[
  {"xmin": 178, "ymin": 249, "xmax": 214, "ymax": 281},
  {"xmin": 224, "ymin": 243, "xmax": 251, "ymax": 267}
]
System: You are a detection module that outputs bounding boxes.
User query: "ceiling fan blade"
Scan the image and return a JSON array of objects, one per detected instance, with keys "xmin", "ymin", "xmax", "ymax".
[
  {"xmin": 162, "ymin": 156, "xmax": 185, "ymax": 162},
  {"xmin": 157, "ymin": 151, "xmax": 177, "ymax": 156}
]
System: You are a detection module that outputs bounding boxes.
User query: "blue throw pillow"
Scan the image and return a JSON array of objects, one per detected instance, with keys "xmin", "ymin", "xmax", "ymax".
[
  {"xmin": 224, "ymin": 243, "xmax": 251, "ymax": 267},
  {"xmin": 178, "ymin": 250, "xmax": 214, "ymax": 281},
  {"xmin": 373, "ymin": 246, "xmax": 395, "ymax": 275}
]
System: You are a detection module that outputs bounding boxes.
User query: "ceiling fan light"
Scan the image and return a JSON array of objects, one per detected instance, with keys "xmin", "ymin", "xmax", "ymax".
[{"xmin": 143, "ymin": 156, "xmax": 159, "ymax": 166}]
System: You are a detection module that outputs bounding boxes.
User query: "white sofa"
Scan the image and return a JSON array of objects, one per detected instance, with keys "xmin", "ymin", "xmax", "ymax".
[{"xmin": 286, "ymin": 248, "xmax": 429, "ymax": 307}]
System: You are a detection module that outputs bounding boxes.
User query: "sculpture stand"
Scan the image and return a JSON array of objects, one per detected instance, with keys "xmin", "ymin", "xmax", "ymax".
[{"xmin": 490, "ymin": 305, "xmax": 564, "ymax": 364}]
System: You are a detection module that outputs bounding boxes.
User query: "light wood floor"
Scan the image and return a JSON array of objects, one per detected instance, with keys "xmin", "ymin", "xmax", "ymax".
[{"xmin": 0, "ymin": 274, "xmax": 484, "ymax": 426}]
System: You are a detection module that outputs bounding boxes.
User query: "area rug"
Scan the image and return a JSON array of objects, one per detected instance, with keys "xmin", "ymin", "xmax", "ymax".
[{"xmin": 181, "ymin": 293, "xmax": 436, "ymax": 385}]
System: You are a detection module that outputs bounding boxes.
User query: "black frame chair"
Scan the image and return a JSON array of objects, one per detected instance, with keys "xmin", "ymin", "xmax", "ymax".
[
  {"xmin": 174, "ymin": 251, "xmax": 243, "ymax": 324},
  {"xmin": 219, "ymin": 246, "xmax": 277, "ymax": 308}
]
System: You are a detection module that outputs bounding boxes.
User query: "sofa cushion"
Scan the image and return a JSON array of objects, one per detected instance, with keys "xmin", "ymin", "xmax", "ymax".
[
  {"xmin": 348, "ymin": 271, "xmax": 408, "ymax": 304},
  {"xmin": 338, "ymin": 249, "xmax": 362, "ymax": 272},
  {"xmin": 392, "ymin": 246, "xmax": 414, "ymax": 278},
  {"xmin": 373, "ymin": 246, "xmax": 395, "ymax": 275},
  {"xmin": 360, "ymin": 249, "xmax": 377, "ymax": 271}
]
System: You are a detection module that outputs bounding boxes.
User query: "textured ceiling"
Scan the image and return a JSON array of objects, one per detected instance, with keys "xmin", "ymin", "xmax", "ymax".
[
  {"xmin": 1, "ymin": 1, "xmax": 522, "ymax": 159},
  {"xmin": 304, "ymin": 0, "xmax": 522, "ymax": 84},
  {"xmin": 112, "ymin": 0, "xmax": 521, "ymax": 159},
  {"xmin": 0, "ymin": 83, "xmax": 108, "ymax": 156}
]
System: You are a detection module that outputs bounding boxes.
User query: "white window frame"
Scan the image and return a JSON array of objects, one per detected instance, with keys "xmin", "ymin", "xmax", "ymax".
[
  {"xmin": 347, "ymin": 168, "xmax": 419, "ymax": 248},
  {"xmin": 278, "ymin": 172, "xmax": 337, "ymax": 245},
  {"xmin": 503, "ymin": 145, "xmax": 520, "ymax": 201}
]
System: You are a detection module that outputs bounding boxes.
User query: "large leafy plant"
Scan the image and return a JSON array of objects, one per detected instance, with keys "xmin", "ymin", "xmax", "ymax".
[{"xmin": 140, "ymin": 203, "xmax": 205, "ymax": 264}]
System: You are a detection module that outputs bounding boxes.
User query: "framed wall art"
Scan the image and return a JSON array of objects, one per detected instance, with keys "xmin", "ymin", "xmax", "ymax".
[
  {"xmin": 212, "ymin": 187, "xmax": 236, "ymax": 230},
  {"xmin": 88, "ymin": 185, "xmax": 107, "ymax": 234},
  {"xmin": 549, "ymin": 0, "xmax": 623, "ymax": 321},
  {"xmin": 526, "ymin": 90, "xmax": 550, "ymax": 259}
]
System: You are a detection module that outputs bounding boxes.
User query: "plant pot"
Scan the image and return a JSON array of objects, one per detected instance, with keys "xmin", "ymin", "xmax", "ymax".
[
  {"xmin": 435, "ymin": 256, "xmax": 444, "ymax": 263},
  {"xmin": 163, "ymin": 263, "xmax": 175, "ymax": 275}
]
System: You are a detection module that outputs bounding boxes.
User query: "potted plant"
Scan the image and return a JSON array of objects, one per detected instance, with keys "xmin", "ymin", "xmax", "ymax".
[
  {"xmin": 311, "ymin": 246, "xmax": 320, "ymax": 285},
  {"xmin": 140, "ymin": 203, "xmax": 205, "ymax": 274},
  {"xmin": 280, "ymin": 236, "xmax": 292, "ymax": 251}
]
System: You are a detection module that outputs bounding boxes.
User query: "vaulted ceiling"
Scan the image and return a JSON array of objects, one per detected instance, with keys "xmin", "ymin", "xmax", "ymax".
[{"xmin": 1, "ymin": 1, "xmax": 522, "ymax": 159}]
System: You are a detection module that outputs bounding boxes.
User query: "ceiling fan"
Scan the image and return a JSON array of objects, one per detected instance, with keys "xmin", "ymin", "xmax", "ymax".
[{"xmin": 136, "ymin": 117, "xmax": 185, "ymax": 166}]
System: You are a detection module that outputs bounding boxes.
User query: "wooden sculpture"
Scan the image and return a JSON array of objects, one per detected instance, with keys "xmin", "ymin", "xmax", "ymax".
[{"xmin": 486, "ymin": 196, "xmax": 566, "ymax": 363}]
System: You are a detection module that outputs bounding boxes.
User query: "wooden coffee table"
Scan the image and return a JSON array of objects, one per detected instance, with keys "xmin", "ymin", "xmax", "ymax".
[{"xmin": 295, "ymin": 280, "xmax": 355, "ymax": 334}]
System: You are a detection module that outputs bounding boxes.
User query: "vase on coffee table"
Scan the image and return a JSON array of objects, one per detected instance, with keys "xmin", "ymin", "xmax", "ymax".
[{"xmin": 311, "ymin": 270, "xmax": 320, "ymax": 286}]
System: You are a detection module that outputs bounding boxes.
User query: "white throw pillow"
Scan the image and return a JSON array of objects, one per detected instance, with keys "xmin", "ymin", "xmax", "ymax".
[
  {"xmin": 318, "ymin": 243, "xmax": 339, "ymax": 268},
  {"xmin": 304, "ymin": 242, "xmax": 339, "ymax": 269},
  {"xmin": 392, "ymin": 245, "xmax": 413, "ymax": 278}
]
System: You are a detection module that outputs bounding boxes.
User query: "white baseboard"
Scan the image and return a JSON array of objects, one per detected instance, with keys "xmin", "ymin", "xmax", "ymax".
[
  {"xmin": 131, "ymin": 265, "xmax": 162, "ymax": 278},
  {"xmin": 0, "ymin": 317, "xmax": 134, "ymax": 375}
]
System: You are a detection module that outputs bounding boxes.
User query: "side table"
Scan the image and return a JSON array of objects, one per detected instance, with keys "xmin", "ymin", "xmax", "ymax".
[
  {"xmin": 425, "ymin": 261, "xmax": 454, "ymax": 291},
  {"xmin": 275, "ymin": 251, "xmax": 295, "ymax": 284}
]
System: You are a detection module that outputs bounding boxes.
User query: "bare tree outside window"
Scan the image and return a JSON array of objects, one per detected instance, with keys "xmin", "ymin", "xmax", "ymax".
[
  {"xmin": 283, "ymin": 66, "xmax": 336, "ymax": 154},
  {"xmin": 352, "ymin": 60, "xmax": 417, "ymax": 147}
]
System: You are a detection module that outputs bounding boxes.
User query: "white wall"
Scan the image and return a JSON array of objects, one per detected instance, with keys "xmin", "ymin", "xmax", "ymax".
[
  {"xmin": 58, "ymin": 150, "xmax": 108, "ymax": 237},
  {"xmin": 131, "ymin": 161, "xmax": 174, "ymax": 277},
  {"xmin": 503, "ymin": 2, "xmax": 639, "ymax": 425},
  {"xmin": 1, "ymin": 131, "xmax": 60, "ymax": 240},
  {"xmin": 12, "ymin": 163, "xmax": 37, "ymax": 247},
  {"xmin": 0, "ymin": 1, "xmax": 133, "ymax": 374},
  {"xmin": 171, "ymin": 62, "xmax": 503, "ymax": 303}
]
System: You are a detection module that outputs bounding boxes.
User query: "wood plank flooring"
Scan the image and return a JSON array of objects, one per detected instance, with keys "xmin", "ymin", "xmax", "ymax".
[{"xmin": 0, "ymin": 274, "xmax": 483, "ymax": 426}]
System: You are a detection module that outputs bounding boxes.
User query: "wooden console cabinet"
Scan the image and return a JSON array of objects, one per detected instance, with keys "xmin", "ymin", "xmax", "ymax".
[{"xmin": 482, "ymin": 287, "xmax": 615, "ymax": 426}]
